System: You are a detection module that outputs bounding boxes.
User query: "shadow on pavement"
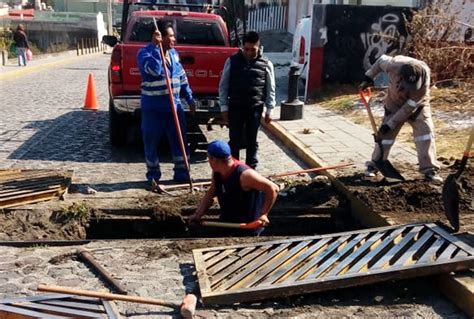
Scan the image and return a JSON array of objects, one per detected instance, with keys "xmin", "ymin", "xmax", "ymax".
[
  {"xmin": 8, "ymin": 110, "xmax": 143, "ymax": 163},
  {"xmin": 8, "ymin": 110, "xmax": 210, "ymax": 165}
]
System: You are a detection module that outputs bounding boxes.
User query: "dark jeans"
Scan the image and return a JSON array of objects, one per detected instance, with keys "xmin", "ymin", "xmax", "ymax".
[{"xmin": 228, "ymin": 106, "xmax": 263, "ymax": 169}]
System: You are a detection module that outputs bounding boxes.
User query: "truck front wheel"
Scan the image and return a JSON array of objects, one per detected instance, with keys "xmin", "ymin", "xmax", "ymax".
[{"xmin": 109, "ymin": 98, "xmax": 128, "ymax": 147}]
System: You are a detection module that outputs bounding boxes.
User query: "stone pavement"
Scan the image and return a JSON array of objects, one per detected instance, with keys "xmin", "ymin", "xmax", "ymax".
[{"xmin": 265, "ymin": 105, "xmax": 419, "ymax": 176}]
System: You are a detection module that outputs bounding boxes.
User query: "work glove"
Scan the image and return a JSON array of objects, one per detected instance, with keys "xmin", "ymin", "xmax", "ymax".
[
  {"xmin": 359, "ymin": 75, "xmax": 374, "ymax": 90},
  {"xmin": 187, "ymin": 213, "xmax": 202, "ymax": 227},
  {"xmin": 377, "ymin": 124, "xmax": 391, "ymax": 137}
]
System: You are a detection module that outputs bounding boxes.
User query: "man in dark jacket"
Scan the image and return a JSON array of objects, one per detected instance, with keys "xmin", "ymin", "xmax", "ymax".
[
  {"xmin": 13, "ymin": 24, "xmax": 29, "ymax": 67},
  {"xmin": 219, "ymin": 31, "xmax": 276, "ymax": 169}
]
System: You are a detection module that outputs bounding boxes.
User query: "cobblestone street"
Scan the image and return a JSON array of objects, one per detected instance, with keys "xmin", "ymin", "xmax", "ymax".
[{"xmin": 0, "ymin": 54, "xmax": 304, "ymax": 198}]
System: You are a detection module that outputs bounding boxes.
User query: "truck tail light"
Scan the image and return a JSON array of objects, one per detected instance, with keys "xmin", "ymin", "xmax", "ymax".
[
  {"xmin": 298, "ymin": 36, "xmax": 305, "ymax": 64},
  {"xmin": 110, "ymin": 47, "xmax": 122, "ymax": 83}
]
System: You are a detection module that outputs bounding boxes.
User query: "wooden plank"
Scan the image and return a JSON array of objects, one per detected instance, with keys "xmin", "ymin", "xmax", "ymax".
[
  {"xmin": 325, "ymin": 228, "xmax": 404, "ymax": 277},
  {"xmin": 0, "ymin": 177, "xmax": 66, "ymax": 194},
  {"xmin": 0, "ymin": 184, "xmax": 62, "ymax": 198},
  {"xmin": 205, "ymin": 249, "xmax": 237, "ymax": 268},
  {"xmin": 260, "ymin": 237, "xmax": 332, "ymax": 286},
  {"xmin": 391, "ymin": 230, "xmax": 434, "ymax": 267},
  {"xmin": 193, "ymin": 250, "xmax": 213, "ymax": 297},
  {"xmin": 428, "ymin": 224, "xmax": 474, "ymax": 255},
  {"xmin": 437, "ymin": 244, "xmax": 458, "ymax": 261},
  {"xmin": 0, "ymin": 189, "xmax": 62, "ymax": 209},
  {"xmin": 0, "ymin": 304, "xmax": 69, "ymax": 319},
  {"xmin": 203, "ymin": 251, "xmax": 222, "ymax": 262},
  {"xmin": 284, "ymin": 235, "xmax": 352, "ymax": 283},
  {"xmin": 202, "ymin": 257, "xmax": 474, "ymax": 305},
  {"xmin": 366, "ymin": 226, "xmax": 424, "ymax": 271},
  {"xmin": 102, "ymin": 300, "xmax": 121, "ymax": 319},
  {"xmin": 208, "ymin": 247, "xmax": 257, "ymax": 276},
  {"xmin": 192, "ymin": 223, "xmax": 424, "ymax": 255},
  {"xmin": 417, "ymin": 237, "xmax": 446, "ymax": 264},
  {"xmin": 242, "ymin": 240, "xmax": 313, "ymax": 288},
  {"xmin": 215, "ymin": 243, "xmax": 293, "ymax": 291},
  {"xmin": 209, "ymin": 245, "xmax": 274, "ymax": 287},
  {"xmin": 0, "ymin": 294, "xmax": 74, "ymax": 304},
  {"xmin": 16, "ymin": 302, "xmax": 107, "ymax": 318},
  {"xmin": 38, "ymin": 300, "xmax": 104, "ymax": 312},
  {"xmin": 306, "ymin": 233, "xmax": 369, "ymax": 280}
]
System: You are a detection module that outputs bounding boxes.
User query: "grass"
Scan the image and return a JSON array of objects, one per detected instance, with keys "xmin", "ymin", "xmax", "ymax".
[{"xmin": 54, "ymin": 201, "xmax": 90, "ymax": 224}]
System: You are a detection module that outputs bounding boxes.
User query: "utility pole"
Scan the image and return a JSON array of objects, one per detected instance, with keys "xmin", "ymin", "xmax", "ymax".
[{"xmin": 107, "ymin": 0, "xmax": 113, "ymax": 35}]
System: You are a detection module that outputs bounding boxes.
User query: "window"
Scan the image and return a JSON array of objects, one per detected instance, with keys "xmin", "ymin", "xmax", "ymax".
[{"xmin": 127, "ymin": 16, "xmax": 226, "ymax": 46}]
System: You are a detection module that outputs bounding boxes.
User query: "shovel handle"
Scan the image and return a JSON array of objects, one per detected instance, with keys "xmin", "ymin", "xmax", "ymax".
[
  {"xmin": 201, "ymin": 220, "xmax": 263, "ymax": 230},
  {"xmin": 38, "ymin": 284, "xmax": 180, "ymax": 308},
  {"xmin": 463, "ymin": 126, "xmax": 474, "ymax": 157},
  {"xmin": 359, "ymin": 88, "xmax": 379, "ymax": 135}
]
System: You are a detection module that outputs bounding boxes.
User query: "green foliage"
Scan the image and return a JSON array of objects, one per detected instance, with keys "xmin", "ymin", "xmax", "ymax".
[{"xmin": 55, "ymin": 202, "xmax": 90, "ymax": 223}]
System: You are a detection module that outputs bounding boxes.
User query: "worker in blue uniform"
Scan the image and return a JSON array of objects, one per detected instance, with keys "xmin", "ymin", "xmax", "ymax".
[
  {"xmin": 137, "ymin": 21, "xmax": 195, "ymax": 190},
  {"xmin": 188, "ymin": 140, "xmax": 279, "ymax": 235}
]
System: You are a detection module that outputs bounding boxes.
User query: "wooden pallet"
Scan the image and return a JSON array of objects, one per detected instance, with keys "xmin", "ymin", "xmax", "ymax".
[
  {"xmin": 193, "ymin": 223, "xmax": 474, "ymax": 305},
  {"xmin": 0, "ymin": 293, "xmax": 121, "ymax": 318},
  {"xmin": 0, "ymin": 169, "xmax": 73, "ymax": 209}
]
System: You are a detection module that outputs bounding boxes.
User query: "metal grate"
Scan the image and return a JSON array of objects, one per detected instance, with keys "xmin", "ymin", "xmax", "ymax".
[
  {"xmin": 193, "ymin": 223, "xmax": 474, "ymax": 305},
  {"xmin": 0, "ymin": 293, "xmax": 121, "ymax": 318},
  {"xmin": 0, "ymin": 169, "xmax": 72, "ymax": 209}
]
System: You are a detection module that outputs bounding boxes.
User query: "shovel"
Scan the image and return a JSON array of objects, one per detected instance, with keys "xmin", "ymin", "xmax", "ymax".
[
  {"xmin": 442, "ymin": 127, "xmax": 474, "ymax": 232},
  {"xmin": 359, "ymin": 89, "xmax": 405, "ymax": 181}
]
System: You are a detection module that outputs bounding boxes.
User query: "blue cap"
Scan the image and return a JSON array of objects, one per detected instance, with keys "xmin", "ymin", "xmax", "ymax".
[{"xmin": 207, "ymin": 140, "xmax": 231, "ymax": 159}]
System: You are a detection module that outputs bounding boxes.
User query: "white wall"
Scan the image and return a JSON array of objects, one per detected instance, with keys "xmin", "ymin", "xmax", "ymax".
[{"xmin": 287, "ymin": 0, "xmax": 312, "ymax": 34}]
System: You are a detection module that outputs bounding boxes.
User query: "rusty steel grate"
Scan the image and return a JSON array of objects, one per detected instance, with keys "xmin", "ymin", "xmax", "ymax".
[
  {"xmin": 0, "ymin": 293, "xmax": 121, "ymax": 318},
  {"xmin": 0, "ymin": 169, "xmax": 72, "ymax": 209},
  {"xmin": 193, "ymin": 223, "xmax": 474, "ymax": 305}
]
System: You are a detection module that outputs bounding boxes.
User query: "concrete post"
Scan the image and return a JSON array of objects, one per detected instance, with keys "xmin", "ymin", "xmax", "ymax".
[
  {"xmin": 280, "ymin": 65, "xmax": 304, "ymax": 120},
  {"xmin": 1, "ymin": 50, "xmax": 7, "ymax": 66}
]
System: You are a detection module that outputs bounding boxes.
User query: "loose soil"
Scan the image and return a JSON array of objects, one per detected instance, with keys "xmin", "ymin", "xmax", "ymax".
[{"xmin": 340, "ymin": 161, "xmax": 473, "ymax": 232}]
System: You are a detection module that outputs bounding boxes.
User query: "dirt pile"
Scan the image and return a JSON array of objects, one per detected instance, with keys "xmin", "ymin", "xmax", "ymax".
[{"xmin": 340, "ymin": 162, "xmax": 473, "ymax": 232}]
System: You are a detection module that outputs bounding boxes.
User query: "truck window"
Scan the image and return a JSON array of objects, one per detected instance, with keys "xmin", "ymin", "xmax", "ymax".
[{"xmin": 127, "ymin": 17, "xmax": 226, "ymax": 46}]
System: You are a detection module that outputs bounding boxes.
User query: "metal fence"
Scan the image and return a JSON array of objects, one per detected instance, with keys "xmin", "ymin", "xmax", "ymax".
[{"xmin": 247, "ymin": 5, "xmax": 287, "ymax": 32}]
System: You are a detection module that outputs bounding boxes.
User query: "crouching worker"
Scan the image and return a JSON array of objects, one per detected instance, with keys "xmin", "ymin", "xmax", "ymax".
[
  {"xmin": 360, "ymin": 54, "xmax": 442, "ymax": 183},
  {"xmin": 188, "ymin": 140, "xmax": 279, "ymax": 235}
]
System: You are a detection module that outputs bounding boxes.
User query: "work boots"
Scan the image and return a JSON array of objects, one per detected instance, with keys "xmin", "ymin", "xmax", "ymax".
[{"xmin": 425, "ymin": 170, "xmax": 443, "ymax": 183}]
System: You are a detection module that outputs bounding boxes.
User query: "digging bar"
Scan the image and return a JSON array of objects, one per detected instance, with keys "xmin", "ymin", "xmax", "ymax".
[
  {"xmin": 359, "ymin": 89, "xmax": 405, "ymax": 181},
  {"xmin": 442, "ymin": 126, "xmax": 474, "ymax": 232},
  {"xmin": 153, "ymin": 17, "xmax": 193, "ymax": 193}
]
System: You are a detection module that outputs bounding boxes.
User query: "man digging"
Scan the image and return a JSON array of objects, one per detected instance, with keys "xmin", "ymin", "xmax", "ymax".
[{"xmin": 188, "ymin": 140, "xmax": 279, "ymax": 235}]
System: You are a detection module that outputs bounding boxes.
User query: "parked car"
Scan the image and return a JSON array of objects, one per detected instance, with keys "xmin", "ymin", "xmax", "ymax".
[
  {"xmin": 291, "ymin": 16, "xmax": 311, "ymax": 81},
  {"xmin": 103, "ymin": 3, "xmax": 237, "ymax": 147}
]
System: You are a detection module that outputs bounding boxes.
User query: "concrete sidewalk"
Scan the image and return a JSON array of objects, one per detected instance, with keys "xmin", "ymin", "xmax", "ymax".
[{"xmin": 266, "ymin": 104, "xmax": 419, "ymax": 175}]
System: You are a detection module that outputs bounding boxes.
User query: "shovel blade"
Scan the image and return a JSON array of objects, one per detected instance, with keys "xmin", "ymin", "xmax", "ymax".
[
  {"xmin": 442, "ymin": 173, "xmax": 460, "ymax": 232},
  {"xmin": 373, "ymin": 159, "xmax": 405, "ymax": 181}
]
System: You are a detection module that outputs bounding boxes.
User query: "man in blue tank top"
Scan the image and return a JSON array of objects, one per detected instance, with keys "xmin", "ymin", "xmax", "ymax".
[{"xmin": 189, "ymin": 140, "xmax": 279, "ymax": 235}]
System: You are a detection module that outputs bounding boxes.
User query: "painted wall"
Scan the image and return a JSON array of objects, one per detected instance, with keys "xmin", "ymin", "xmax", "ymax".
[
  {"xmin": 287, "ymin": 0, "xmax": 312, "ymax": 34},
  {"xmin": 306, "ymin": 4, "xmax": 411, "ymax": 98}
]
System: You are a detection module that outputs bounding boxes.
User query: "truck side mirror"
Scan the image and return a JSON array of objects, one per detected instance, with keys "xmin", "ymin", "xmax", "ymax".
[{"xmin": 103, "ymin": 35, "xmax": 118, "ymax": 47}]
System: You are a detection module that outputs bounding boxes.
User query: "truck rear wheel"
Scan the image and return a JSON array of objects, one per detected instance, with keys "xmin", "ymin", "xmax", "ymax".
[{"xmin": 109, "ymin": 98, "xmax": 128, "ymax": 147}]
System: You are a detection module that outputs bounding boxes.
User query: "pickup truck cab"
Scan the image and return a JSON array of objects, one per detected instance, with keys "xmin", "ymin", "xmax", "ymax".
[{"xmin": 105, "ymin": 6, "xmax": 237, "ymax": 146}]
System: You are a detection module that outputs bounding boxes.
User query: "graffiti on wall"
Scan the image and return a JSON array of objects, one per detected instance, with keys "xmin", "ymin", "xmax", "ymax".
[{"xmin": 360, "ymin": 13, "xmax": 406, "ymax": 69}]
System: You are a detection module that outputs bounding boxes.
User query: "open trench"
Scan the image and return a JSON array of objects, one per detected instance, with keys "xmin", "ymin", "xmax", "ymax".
[{"xmin": 84, "ymin": 178, "xmax": 361, "ymax": 240}]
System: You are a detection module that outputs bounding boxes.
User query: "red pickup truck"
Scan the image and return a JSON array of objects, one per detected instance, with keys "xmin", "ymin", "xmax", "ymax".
[{"xmin": 103, "ymin": 4, "xmax": 237, "ymax": 146}]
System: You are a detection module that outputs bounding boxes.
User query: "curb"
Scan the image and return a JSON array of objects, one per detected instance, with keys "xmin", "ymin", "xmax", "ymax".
[{"xmin": 262, "ymin": 119, "xmax": 474, "ymax": 317}]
